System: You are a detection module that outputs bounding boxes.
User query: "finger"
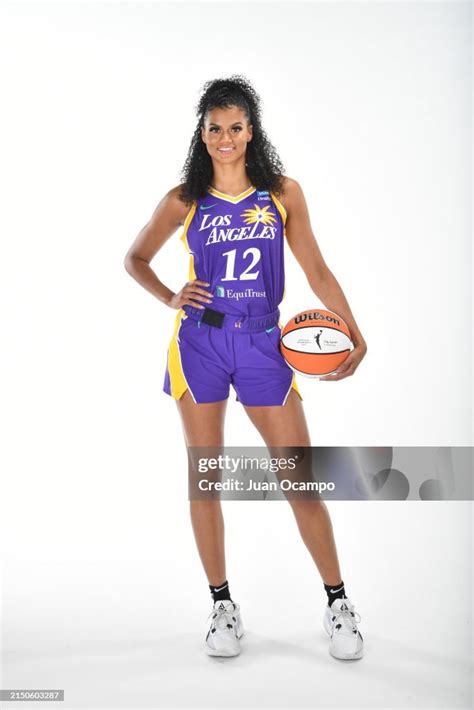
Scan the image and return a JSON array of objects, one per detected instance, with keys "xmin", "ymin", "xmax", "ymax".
[
  {"xmin": 335, "ymin": 361, "xmax": 352, "ymax": 374},
  {"xmin": 186, "ymin": 292, "xmax": 213, "ymax": 305},
  {"xmin": 320, "ymin": 365, "xmax": 356, "ymax": 381},
  {"xmin": 185, "ymin": 299, "xmax": 205, "ymax": 309},
  {"xmin": 187, "ymin": 287, "xmax": 214, "ymax": 299},
  {"xmin": 319, "ymin": 373, "xmax": 341, "ymax": 381}
]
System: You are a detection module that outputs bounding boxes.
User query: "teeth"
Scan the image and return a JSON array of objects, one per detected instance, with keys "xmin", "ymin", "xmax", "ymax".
[{"xmin": 219, "ymin": 148, "xmax": 233, "ymax": 152}]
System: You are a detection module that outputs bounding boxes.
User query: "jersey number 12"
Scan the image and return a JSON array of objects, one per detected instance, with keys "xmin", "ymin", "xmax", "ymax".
[{"xmin": 221, "ymin": 248, "xmax": 261, "ymax": 281}]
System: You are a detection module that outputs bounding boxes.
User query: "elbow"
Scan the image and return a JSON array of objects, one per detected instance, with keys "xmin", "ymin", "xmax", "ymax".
[
  {"xmin": 124, "ymin": 251, "xmax": 151, "ymax": 276},
  {"xmin": 123, "ymin": 252, "xmax": 134, "ymax": 275},
  {"xmin": 318, "ymin": 265, "xmax": 333, "ymax": 282},
  {"xmin": 124, "ymin": 250, "xmax": 142, "ymax": 275}
]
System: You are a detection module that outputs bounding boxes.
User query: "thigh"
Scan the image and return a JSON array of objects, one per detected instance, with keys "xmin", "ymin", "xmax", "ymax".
[
  {"xmin": 243, "ymin": 390, "xmax": 317, "ymax": 499},
  {"xmin": 242, "ymin": 388, "xmax": 311, "ymax": 447},
  {"xmin": 176, "ymin": 391, "xmax": 228, "ymax": 499},
  {"xmin": 176, "ymin": 389, "xmax": 228, "ymax": 446}
]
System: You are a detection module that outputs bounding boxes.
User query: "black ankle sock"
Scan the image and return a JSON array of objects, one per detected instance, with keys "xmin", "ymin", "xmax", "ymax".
[
  {"xmin": 209, "ymin": 580, "xmax": 233, "ymax": 603},
  {"xmin": 324, "ymin": 580, "xmax": 346, "ymax": 607}
]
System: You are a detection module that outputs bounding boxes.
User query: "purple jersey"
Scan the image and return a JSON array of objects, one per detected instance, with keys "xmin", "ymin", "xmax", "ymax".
[
  {"xmin": 163, "ymin": 184, "xmax": 303, "ymax": 405},
  {"xmin": 180, "ymin": 185, "xmax": 287, "ymax": 317}
]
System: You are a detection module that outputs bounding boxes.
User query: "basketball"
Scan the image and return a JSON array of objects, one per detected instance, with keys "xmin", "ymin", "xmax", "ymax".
[{"xmin": 280, "ymin": 309, "xmax": 353, "ymax": 377}]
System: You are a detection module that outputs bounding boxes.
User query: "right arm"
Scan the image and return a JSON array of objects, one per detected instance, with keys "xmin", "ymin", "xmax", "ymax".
[{"xmin": 124, "ymin": 185, "xmax": 214, "ymax": 309}]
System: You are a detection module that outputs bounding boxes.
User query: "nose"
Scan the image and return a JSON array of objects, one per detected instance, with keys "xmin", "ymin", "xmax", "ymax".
[{"xmin": 218, "ymin": 129, "xmax": 234, "ymax": 143}]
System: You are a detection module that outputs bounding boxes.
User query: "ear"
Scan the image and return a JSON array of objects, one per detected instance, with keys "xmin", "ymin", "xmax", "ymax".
[
  {"xmin": 201, "ymin": 126, "xmax": 206, "ymax": 143},
  {"xmin": 247, "ymin": 124, "xmax": 253, "ymax": 142}
]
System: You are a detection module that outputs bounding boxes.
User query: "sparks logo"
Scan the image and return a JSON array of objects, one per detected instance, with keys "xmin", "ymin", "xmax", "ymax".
[{"xmin": 241, "ymin": 204, "xmax": 277, "ymax": 225}]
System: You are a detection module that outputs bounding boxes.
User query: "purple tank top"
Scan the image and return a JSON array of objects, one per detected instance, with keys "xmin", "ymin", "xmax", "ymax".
[{"xmin": 179, "ymin": 185, "xmax": 287, "ymax": 317}]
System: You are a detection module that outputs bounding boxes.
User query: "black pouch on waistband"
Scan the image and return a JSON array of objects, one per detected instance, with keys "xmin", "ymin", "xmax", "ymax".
[{"xmin": 201, "ymin": 307, "xmax": 225, "ymax": 328}]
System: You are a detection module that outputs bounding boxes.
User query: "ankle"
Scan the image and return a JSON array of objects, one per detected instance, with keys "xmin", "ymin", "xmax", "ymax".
[
  {"xmin": 209, "ymin": 580, "xmax": 233, "ymax": 603},
  {"xmin": 324, "ymin": 580, "xmax": 347, "ymax": 607}
]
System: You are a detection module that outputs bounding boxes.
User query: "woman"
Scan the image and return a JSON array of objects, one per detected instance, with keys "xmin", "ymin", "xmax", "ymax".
[{"xmin": 124, "ymin": 75, "xmax": 367, "ymax": 660}]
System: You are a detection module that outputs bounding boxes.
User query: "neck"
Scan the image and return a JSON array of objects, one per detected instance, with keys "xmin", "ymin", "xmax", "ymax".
[
  {"xmin": 210, "ymin": 161, "xmax": 250, "ymax": 196},
  {"xmin": 211, "ymin": 181, "xmax": 252, "ymax": 196}
]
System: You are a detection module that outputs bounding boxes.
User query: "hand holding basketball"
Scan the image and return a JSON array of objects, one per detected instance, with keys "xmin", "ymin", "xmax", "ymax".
[
  {"xmin": 319, "ymin": 341, "xmax": 367, "ymax": 381},
  {"xmin": 280, "ymin": 308, "xmax": 367, "ymax": 380},
  {"xmin": 168, "ymin": 280, "xmax": 214, "ymax": 310}
]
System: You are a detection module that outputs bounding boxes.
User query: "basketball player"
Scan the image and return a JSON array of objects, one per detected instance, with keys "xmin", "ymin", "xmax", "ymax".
[{"xmin": 124, "ymin": 76, "xmax": 367, "ymax": 660}]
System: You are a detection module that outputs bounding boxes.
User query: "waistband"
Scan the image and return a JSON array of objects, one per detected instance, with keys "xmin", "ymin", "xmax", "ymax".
[{"xmin": 182, "ymin": 305, "xmax": 280, "ymax": 333}]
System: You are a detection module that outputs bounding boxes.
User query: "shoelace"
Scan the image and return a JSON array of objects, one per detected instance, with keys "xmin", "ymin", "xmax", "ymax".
[
  {"xmin": 207, "ymin": 601, "xmax": 240, "ymax": 631},
  {"xmin": 332, "ymin": 599, "xmax": 362, "ymax": 632}
]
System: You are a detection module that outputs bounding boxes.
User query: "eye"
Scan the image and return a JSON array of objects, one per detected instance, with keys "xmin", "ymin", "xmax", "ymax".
[{"xmin": 208, "ymin": 126, "xmax": 242, "ymax": 133}]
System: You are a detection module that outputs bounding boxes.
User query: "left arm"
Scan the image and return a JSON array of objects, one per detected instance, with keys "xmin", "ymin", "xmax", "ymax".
[{"xmin": 280, "ymin": 177, "xmax": 367, "ymax": 381}]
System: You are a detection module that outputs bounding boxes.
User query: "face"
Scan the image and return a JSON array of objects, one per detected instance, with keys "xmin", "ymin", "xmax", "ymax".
[{"xmin": 201, "ymin": 105, "xmax": 253, "ymax": 165}]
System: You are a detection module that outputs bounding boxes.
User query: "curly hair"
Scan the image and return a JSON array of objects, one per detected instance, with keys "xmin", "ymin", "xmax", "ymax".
[{"xmin": 178, "ymin": 74, "xmax": 286, "ymax": 205}]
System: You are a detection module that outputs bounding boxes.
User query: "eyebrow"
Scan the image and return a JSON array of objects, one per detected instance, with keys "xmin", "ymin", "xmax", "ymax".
[{"xmin": 208, "ymin": 122, "xmax": 243, "ymax": 127}]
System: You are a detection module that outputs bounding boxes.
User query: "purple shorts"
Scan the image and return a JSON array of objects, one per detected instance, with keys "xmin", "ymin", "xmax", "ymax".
[{"xmin": 163, "ymin": 309, "xmax": 302, "ymax": 406}]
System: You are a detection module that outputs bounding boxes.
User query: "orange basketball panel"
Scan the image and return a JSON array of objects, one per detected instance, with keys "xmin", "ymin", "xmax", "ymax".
[{"xmin": 280, "ymin": 346, "xmax": 350, "ymax": 376}]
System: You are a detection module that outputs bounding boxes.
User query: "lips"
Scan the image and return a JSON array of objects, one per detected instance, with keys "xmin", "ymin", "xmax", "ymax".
[{"xmin": 218, "ymin": 147, "xmax": 234, "ymax": 154}]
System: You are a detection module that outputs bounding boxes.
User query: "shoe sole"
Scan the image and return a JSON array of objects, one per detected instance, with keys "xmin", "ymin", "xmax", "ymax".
[
  {"xmin": 329, "ymin": 647, "xmax": 364, "ymax": 661},
  {"xmin": 205, "ymin": 646, "xmax": 241, "ymax": 657}
]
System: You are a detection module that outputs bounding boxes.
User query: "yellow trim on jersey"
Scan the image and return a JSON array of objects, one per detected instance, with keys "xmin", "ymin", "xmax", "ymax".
[
  {"xmin": 290, "ymin": 372, "xmax": 303, "ymax": 400},
  {"xmin": 270, "ymin": 193, "xmax": 288, "ymax": 300},
  {"xmin": 167, "ymin": 309, "xmax": 188, "ymax": 400},
  {"xmin": 208, "ymin": 185, "xmax": 256, "ymax": 203},
  {"xmin": 270, "ymin": 192, "xmax": 287, "ymax": 225},
  {"xmin": 179, "ymin": 201, "xmax": 197, "ymax": 281}
]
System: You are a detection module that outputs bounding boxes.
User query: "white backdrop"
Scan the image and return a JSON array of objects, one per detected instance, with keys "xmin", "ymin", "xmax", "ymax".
[{"xmin": 0, "ymin": 2, "xmax": 472, "ymax": 709}]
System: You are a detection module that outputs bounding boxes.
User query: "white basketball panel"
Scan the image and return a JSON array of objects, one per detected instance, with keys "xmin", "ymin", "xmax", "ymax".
[{"xmin": 281, "ymin": 326, "xmax": 352, "ymax": 354}]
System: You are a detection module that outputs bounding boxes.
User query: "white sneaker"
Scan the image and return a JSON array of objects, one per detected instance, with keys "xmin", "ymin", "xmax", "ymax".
[
  {"xmin": 205, "ymin": 599, "xmax": 244, "ymax": 657},
  {"xmin": 323, "ymin": 596, "xmax": 364, "ymax": 660}
]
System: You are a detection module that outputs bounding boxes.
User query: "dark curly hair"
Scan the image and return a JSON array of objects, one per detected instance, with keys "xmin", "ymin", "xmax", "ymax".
[{"xmin": 178, "ymin": 74, "xmax": 286, "ymax": 205}]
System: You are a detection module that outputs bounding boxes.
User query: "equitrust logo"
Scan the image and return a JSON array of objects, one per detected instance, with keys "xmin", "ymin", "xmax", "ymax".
[{"xmin": 294, "ymin": 312, "xmax": 340, "ymax": 326}]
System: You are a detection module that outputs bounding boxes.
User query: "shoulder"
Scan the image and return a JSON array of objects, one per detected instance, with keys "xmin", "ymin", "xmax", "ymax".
[
  {"xmin": 274, "ymin": 176, "xmax": 304, "ymax": 215},
  {"xmin": 162, "ymin": 184, "xmax": 196, "ymax": 227}
]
